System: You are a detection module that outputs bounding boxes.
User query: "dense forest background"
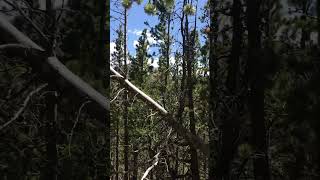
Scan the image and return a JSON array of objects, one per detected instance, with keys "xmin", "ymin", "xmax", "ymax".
[
  {"xmin": 0, "ymin": 0, "xmax": 109, "ymax": 179},
  {"xmin": 110, "ymin": 0, "xmax": 320, "ymax": 179}
]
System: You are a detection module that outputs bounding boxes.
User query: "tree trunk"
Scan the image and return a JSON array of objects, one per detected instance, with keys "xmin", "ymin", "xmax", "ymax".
[
  {"xmin": 300, "ymin": 1, "xmax": 309, "ymax": 49},
  {"xmin": 95, "ymin": 0, "xmax": 107, "ymax": 78},
  {"xmin": 162, "ymin": 13, "xmax": 171, "ymax": 109},
  {"xmin": 123, "ymin": 7, "xmax": 130, "ymax": 180},
  {"xmin": 184, "ymin": 2, "xmax": 200, "ymax": 179},
  {"xmin": 116, "ymin": 116, "xmax": 119, "ymax": 180},
  {"xmin": 318, "ymin": 0, "xmax": 320, "ymax": 46},
  {"xmin": 41, "ymin": 91, "xmax": 58, "ymax": 180},
  {"xmin": 208, "ymin": 0, "xmax": 219, "ymax": 179},
  {"xmin": 247, "ymin": 0, "xmax": 270, "ymax": 179},
  {"xmin": 41, "ymin": 2, "xmax": 58, "ymax": 179},
  {"xmin": 132, "ymin": 147, "xmax": 139, "ymax": 180},
  {"xmin": 216, "ymin": 0, "xmax": 242, "ymax": 179}
]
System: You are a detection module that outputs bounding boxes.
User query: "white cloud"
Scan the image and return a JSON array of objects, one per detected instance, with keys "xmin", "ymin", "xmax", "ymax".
[
  {"xmin": 133, "ymin": 40, "xmax": 139, "ymax": 48},
  {"xmin": 110, "ymin": 42, "xmax": 116, "ymax": 54},
  {"xmin": 128, "ymin": 29, "xmax": 143, "ymax": 36},
  {"xmin": 146, "ymin": 32, "xmax": 158, "ymax": 45},
  {"xmin": 169, "ymin": 56, "xmax": 175, "ymax": 65},
  {"xmin": 148, "ymin": 57, "xmax": 159, "ymax": 69},
  {"xmin": 129, "ymin": 29, "xmax": 161, "ymax": 47},
  {"xmin": 110, "ymin": 42, "xmax": 116, "ymax": 60}
]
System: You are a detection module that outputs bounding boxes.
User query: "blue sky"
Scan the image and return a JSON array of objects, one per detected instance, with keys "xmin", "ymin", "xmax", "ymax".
[
  {"xmin": 111, "ymin": 1, "xmax": 158, "ymax": 55},
  {"xmin": 110, "ymin": 0, "xmax": 207, "ymax": 66}
]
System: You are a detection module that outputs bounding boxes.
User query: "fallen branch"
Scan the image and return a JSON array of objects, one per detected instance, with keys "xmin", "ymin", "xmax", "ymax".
[
  {"xmin": 111, "ymin": 67, "xmax": 167, "ymax": 114},
  {"xmin": 110, "ymin": 66, "xmax": 209, "ymax": 155},
  {"xmin": 0, "ymin": 15, "xmax": 109, "ymax": 120},
  {"xmin": 3, "ymin": 0, "xmax": 49, "ymax": 43},
  {"xmin": 0, "ymin": 83, "xmax": 48, "ymax": 131},
  {"xmin": 141, "ymin": 152, "xmax": 160, "ymax": 180},
  {"xmin": 69, "ymin": 100, "xmax": 91, "ymax": 157},
  {"xmin": 0, "ymin": 43, "xmax": 29, "ymax": 50}
]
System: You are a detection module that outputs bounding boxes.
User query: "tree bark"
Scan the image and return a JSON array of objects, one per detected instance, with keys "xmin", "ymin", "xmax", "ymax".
[
  {"xmin": 300, "ymin": 1, "xmax": 308, "ymax": 49},
  {"xmin": 318, "ymin": 0, "xmax": 320, "ymax": 47},
  {"xmin": 41, "ymin": 91, "xmax": 58, "ymax": 180},
  {"xmin": 123, "ymin": 7, "xmax": 130, "ymax": 180},
  {"xmin": 116, "ymin": 115, "xmax": 119, "ymax": 180},
  {"xmin": 132, "ymin": 147, "xmax": 139, "ymax": 180},
  {"xmin": 247, "ymin": 0, "xmax": 270, "ymax": 179},
  {"xmin": 208, "ymin": 0, "xmax": 219, "ymax": 179},
  {"xmin": 215, "ymin": 0, "xmax": 242, "ymax": 179},
  {"xmin": 185, "ymin": 1, "xmax": 200, "ymax": 179}
]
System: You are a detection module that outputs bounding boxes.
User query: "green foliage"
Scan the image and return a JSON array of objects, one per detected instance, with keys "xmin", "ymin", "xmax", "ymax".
[
  {"xmin": 144, "ymin": 2, "xmax": 157, "ymax": 15},
  {"xmin": 122, "ymin": 0, "xmax": 133, "ymax": 9},
  {"xmin": 165, "ymin": 0, "xmax": 175, "ymax": 7},
  {"xmin": 183, "ymin": 4, "xmax": 195, "ymax": 15},
  {"xmin": 134, "ymin": 0, "xmax": 143, "ymax": 5},
  {"xmin": 109, "ymin": 0, "xmax": 320, "ymax": 179}
]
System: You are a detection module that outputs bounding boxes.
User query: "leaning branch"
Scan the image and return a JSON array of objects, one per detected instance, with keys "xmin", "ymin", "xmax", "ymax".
[
  {"xmin": 110, "ymin": 67, "xmax": 209, "ymax": 155},
  {"xmin": 0, "ymin": 15, "xmax": 109, "ymax": 119},
  {"xmin": 141, "ymin": 152, "xmax": 160, "ymax": 180},
  {"xmin": 111, "ymin": 67, "xmax": 167, "ymax": 115}
]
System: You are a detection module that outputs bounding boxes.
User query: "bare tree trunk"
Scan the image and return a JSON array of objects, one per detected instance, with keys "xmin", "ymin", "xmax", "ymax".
[
  {"xmin": 184, "ymin": 1, "xmax": 200, "ymax": 179},
  {"xmin": 123, "ymin": 7, "xmax": 130, "ymax": 180},
  {"xmin": 174, "ymin": 3, "xmax": 188, "ymax": 179},
  {"xmin": 132, "ymin": 147, "xmax": 139, "ymax": 180},
  {"xmin": 116, "ymin": 116, "xmax": 119, "ymax": 180},
  {"xmin": 247, "ymin": 0, "xmax": 270, "ymax": 179},
  {"xmin": 162, "ymin": 13, "xmax": 171, "ymax": 109}
]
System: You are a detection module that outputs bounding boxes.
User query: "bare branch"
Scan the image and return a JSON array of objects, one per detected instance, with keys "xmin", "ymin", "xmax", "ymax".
[
  {"xmin": 0, "ymin": 15, "xmax": 109, "ymax": 120},
  {"xmin": 141, "ymin": 152, "xmax": 160, "ymax": 180},
  {"xmin": 110, "ymin": 66, "xmax": 209, "ymax": 155},
  {"xmin": 69, "ymin": 100, "xmax": 91, "ymax": 157},
  {"xmin": 0, "ymin": 83, "xmax": 48, "ymax": 131},
  {"xmin": 110, "ymin": 66, "xmax": 168, "ymax": 114},
  {"xmin": 3, "ymin": 0, "xmax": 49, "ymax": 43},
  {"xmin": 111, "ymin": 88, "xmax": 125, "ymax": 103}
]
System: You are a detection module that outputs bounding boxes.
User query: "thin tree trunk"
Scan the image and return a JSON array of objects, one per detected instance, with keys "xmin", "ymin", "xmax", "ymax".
[
  {"xmin": 247, "ymin": 0, "xmax": 270, "ymax": 179},
  {"xmin": 123, "ymin": 7, "xmax": 130, "ymax": 180},
  {"xmin": 132, "ymin": 147, "xmax": 139, "ymax": 180},
  {"xmin": 97, "ymin": 0, "xmax": 107, "ymax": 68},
  {"xmin": 300, "ymin": 2, "xmax": 308, "ymax": 49},
  {"xmin": 174, "ymin": 3, "xmax": 187, "ymax": 179},
  {"xmin": 162, "ymin": 13, "xmax": 171, "ymax": 109},
  {"xmin": 116, "ymin": 116, "xmax": 119, "ymax": 180},
  {"xmin": 96, "ymin": 1, "xmax": 109, "ymax": 178},
  {"xmin": 184, "ymin": 1, "xmax": 200, "ymax": 178}
]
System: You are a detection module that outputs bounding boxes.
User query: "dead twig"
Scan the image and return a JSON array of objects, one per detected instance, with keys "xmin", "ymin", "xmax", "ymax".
[
  {"xmin": 0, "ymin": 83, "xmax": 48, "ymax": 131},
  {"xmin": 68, "ymin": 100, "xmax": 91, "ymax": 157}
]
